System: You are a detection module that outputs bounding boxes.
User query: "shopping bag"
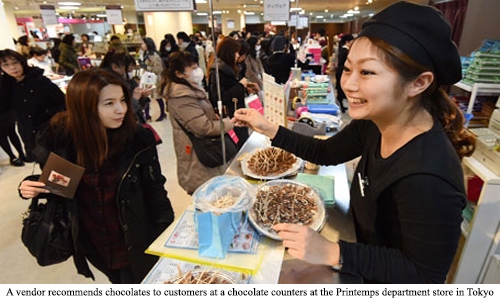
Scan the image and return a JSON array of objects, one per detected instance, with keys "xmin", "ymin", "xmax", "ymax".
[
  {"xmin": 192, "ymin": 176, "xmax": 256, "ymax": 259},
  {"xmin": 244, "ymin": 94, "xmax": 264, "ymax": 115},
  {"xmin": 195, "ymin": 211, "xmax": 242, "ymax": 259}
]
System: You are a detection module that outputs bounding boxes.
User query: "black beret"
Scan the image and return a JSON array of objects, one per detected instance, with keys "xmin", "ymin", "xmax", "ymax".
[{"xmin": 358, "ymin": 1, "xmax": 462, "ymax": 85}]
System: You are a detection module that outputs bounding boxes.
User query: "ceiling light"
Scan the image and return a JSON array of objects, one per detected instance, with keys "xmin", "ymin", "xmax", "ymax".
[
  {"xmin": 244, "ymin": 11, "xmax": 255, "ymax": 15},
  {"xmin": 59, "ymin": 6, "xmax": 79, "ymax": 10},
  {"xmin": 196, "ymin": 12, "xmax": 208, "ymax": 16},
  {"xmin": 316, "ymin": 16, "xmax": 324, "ymax": 19},
  {"xmin": 96, "ymin": 14, "xmax": 107, "ymax": 17},
  {"xmin": 213, "ymin": 11, "xmax": 222, "ymax": 14},
  {"xmin": 347, "ymin": 10, "xmax": 360, "ymax": 14},
  {"xmin": 195, "ymin": 0, "xmax": 207, "ymax": 3},
  {"xmin": 58, "ymin": 2, "xmax": 81, "ymax": 5},
  {"xmin": 290, "ymin": 8, "xmax": 302, "ymax": 12},
  {"xmin": 354, "ymin": 6, "xmax": 359, "ymax": 10},
  {"xmin": 324, "ymin": 9, "xmax": 328, "ymax": 13}
]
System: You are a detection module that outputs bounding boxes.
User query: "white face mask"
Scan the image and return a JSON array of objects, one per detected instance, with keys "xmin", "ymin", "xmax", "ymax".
[
  {"xmin": 187, "ymin": 67, "xmax": 204, "ymax": 84},
  {"xmin": 127, "ymin": 71, "xmax": 134, "ymax": 79},
  {"xmin": 165, "ymin": 46, "xmax": 171, "ymax": 52},
  {"xmin": 255, "ymin": 45, "xmax": 261, "ymax": 51}
]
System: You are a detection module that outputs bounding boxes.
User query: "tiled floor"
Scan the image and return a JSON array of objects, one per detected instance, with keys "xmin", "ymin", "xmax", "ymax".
[{"xmin": 0, "ymin": 105, "xmax": 191, "ymax": 284}]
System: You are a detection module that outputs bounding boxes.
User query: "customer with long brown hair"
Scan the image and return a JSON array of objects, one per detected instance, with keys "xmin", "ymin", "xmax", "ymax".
[
  {"xmin": 18, "ymin": 68, "xmax": 174, "ymax": 283},
  {"xmin": 208, "ymin": 37, "xmax": 257, "ymax": 148}
]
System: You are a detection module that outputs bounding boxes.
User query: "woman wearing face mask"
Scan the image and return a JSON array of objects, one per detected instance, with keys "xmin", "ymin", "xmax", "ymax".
[
  {"xmin": 245, "ymin": 36, "xmax": 265, "ymax": 91},
  {"xmin": 163, "ymin": 51, "xmax": 234, "ymax": 194},
  {"xmin": 140, "ymin": 37, "xmax": 165, "ymax": 121},
  {"xmin": 159, "ymin": 34, "xmax": 179, "ymax": 70}
]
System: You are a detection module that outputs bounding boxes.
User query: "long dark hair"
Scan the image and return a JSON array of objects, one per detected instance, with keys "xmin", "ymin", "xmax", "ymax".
[
  {"xmin": 162, "ymin": 51, "xmax": 198, "ymax": 97},
  {"xmin": 208, "ymin": 37, "xmax": 240, "ymax": 75},
  {"xmin": 0, "ymin": 49, "xmax": 29, "ymax": 77},
  {"xmin": 50, "ymin": 69, "xmax": 137, "ymax": 169},
  {"xmin": 142, "ymin": 37, "xmax": 158, "ymax": 56},
  {"xmin": 361, "ymin": 36, "xmax": 475, "ymax": 159},
  {"xmin": 246, "ymin": 35, "xmax": 260, "ymax": 59}
]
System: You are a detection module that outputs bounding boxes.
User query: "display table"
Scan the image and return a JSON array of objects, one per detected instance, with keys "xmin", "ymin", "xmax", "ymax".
[{"xmin": 144, "ymin": 131, "xmax": 361, "ymax": 284}]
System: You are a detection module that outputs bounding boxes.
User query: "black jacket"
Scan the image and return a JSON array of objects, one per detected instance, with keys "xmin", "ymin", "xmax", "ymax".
[
  {"xmin": 30, "ymin": 124, "xmax": 174, "ymax": 282},
  {"xmin": 208, "ymin": 60, "xmax": 248, "ymax": 147},
  {"xmin": 266, "ymin": 52, "xmax": 295, "ymax": 84},
  {"xmin": 1, "ymin": 67, "xmax": 65, "ymax": 154},
  {"xmin": 272, "ymin": 120, "xmax": 466, "ymax": 283}
]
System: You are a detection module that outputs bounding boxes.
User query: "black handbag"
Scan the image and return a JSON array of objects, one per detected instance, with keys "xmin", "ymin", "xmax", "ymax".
[
  {"xmin": 21, "ymin": 195, "xmax": 73, "ymax": 266},
  {"xmin": 175, "ymin": 119, "xmax": 238, "ymax": 168}
]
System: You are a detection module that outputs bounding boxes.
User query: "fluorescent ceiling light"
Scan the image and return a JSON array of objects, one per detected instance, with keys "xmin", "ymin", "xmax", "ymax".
[
  {"xmin": 196, "ymin": 12, "xmax": 208, "ymax": 16},
  {"xmin": 59, "ymin": 6, "xmax": 79, "ymax": 10},
  {"xmin": 244, "ymin": 11, "xmax": 255, "ymax": 15},
  {"xmin": 195, "ymin": 0, "xmax": 207, "ymax": 3},
  {"xmin": 316, "ymin": 16, "xmax": 324, "ymax": 18},
  {"xmin": 213, "ymin": 11, "xmax": 222, "ymax": 14},
  {"xmin": 96, "ymin": 14, "xmax": 107, "ymax": 17},
  {"xmin": 58, "ymin": 2, "xmax": 81, "ymax": 5},
  {"xmin": 290, "ymin": 8, "xmax": 302, "ymax": 12}
]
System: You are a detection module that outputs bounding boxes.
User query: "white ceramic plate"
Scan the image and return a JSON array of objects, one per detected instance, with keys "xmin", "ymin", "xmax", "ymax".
[
  {"xmin": 241, "ymin": 147, "xmax": 303, "ymax": 180},
  {"xmin": 248, "ymin": 180, "xmax": 326, "ymax": 240}
]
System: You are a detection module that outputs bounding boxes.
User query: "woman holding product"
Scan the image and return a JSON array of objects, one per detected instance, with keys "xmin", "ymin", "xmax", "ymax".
[
  {"xmin": 18, "ymin": 69, "xmax": 175, "ymax": 283},
  {"xmin": 231, "ymin": 1, "xmax": 475, "ymax": 283}
]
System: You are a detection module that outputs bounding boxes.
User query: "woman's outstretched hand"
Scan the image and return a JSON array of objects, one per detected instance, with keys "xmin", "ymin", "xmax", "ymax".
[{"xmin": 231, "ymin": 108, "xmax": 279, "ymax": 139}]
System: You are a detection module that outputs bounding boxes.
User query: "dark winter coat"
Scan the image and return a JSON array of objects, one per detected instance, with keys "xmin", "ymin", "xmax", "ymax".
[
  {"xmin": 29, "ymin": 124, "xmax": 174, "ymax": 282},
  {"xmin": 0, "ymin": 67, "xmax": 65, "ymax": 156},
  {"xmin": 208, "ymin": 60, "xmax": 248, "ymax": 147}
]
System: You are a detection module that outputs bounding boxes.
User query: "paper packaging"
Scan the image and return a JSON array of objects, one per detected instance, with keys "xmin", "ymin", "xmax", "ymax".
[{"xmin": 38, "ymin": 152, "xmax": 85, "ymax": 199}]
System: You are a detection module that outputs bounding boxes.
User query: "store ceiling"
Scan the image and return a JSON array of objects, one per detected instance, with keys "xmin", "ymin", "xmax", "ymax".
[{"xmin": 4, "ymin": 0, "xmax": 430, "ymax": 21}]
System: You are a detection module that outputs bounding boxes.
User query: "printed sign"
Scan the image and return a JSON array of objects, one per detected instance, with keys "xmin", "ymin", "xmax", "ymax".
[
  {"xmin": 264, "ymin": 0, "xmax": 290, "ymax": 21},
  {"xmin": 134, "ymin": 0, "xmax": 195, "ymax": 12}
]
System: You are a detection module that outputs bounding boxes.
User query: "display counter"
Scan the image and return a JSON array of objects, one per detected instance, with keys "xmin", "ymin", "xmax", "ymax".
[{"xmin": 144, "ymin": 131, "xmax": 361, "ymax": 284}]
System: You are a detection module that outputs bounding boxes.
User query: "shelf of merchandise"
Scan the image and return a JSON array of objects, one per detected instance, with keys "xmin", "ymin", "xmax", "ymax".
[
  {"xmin": 453, "ymin": 82, "xmax": 500, "ymax": 117},
  {"xmin": 453, "ymin": 156, "xmax": 500, "ymax": 283}
]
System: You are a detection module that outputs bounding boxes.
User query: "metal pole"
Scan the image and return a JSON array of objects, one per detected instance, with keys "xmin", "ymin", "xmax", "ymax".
[{"xmin": 208, "ymin": 0, "xmax": 227, "ymax": 165}]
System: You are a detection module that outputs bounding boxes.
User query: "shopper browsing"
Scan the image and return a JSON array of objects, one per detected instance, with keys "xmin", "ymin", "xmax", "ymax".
[
  {"xmin": 231, "ymin": 1, "xmax": 476, "ymax": 283},
  {"xmin": 18, "ymin": 69, "xmax": 175, "ymax": 283},
  {"xmin": 163, "ymin": 51, "xmax": 234, "ymax": 194}
]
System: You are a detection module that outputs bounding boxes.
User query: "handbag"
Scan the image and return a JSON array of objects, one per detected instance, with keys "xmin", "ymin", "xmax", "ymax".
[
  {"xmin": 21, "ymin": 195, "xmax": 73, "ymax": 266},
  {"xmin": 175, "ymin": 119, "xmax": 238, "ymax": 168}
]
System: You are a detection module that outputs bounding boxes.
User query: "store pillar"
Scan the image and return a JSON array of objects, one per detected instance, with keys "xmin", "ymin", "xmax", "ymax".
[
  {"xmin": 143, "ymin": 12, "xmax": 193, "ymax": 48},
  {"xmin": 0, "ymin": 1, "xmax": 18, "ymax": 49}
]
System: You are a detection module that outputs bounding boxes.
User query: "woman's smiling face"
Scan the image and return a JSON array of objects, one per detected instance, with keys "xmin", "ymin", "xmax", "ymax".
[{"xmin": 341, "ymin": 37, "xmax": 408, "ymax": 124}]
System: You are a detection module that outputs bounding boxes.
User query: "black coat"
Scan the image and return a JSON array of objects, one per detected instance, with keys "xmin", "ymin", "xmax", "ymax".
[
  {"xmin": 208, "ymin": 61, "xmax": 248, "ymax": 147},
  {"xmin": 30, "ymin": 124, "xmax": 175, "ymax": 282},
  {"xmin": 0, "ymin": 79, "xmax": 16, "ymax": 134},
  {"xmin": 0, "ymin": 67, "xmax": 65, "ymax": 156},
  {"xmin": 266, "ymin": 52, "xmax": 295, "ymax": 84}
]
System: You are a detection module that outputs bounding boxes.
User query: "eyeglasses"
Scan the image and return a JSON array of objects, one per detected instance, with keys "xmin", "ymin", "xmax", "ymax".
[{"xmin": 1, "ymin": 61, "xmax": 21, "ymax": 68}]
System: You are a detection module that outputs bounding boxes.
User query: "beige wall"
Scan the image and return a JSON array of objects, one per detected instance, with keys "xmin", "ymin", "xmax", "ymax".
[
  {"xmin": 459, "ymin": 0, "xmax": 500, "ymax": 56},
  {"xmin": 144, "ymin": 12, "xmax": 193, "ymax": 47},
  {"xmin": 0, "ymin": 1, "xmax": 19, "ymax": 50}
]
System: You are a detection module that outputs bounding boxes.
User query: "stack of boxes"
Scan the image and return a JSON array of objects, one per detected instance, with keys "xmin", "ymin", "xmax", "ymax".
[{"xmin": 462, "ymin": 40, "xmax": 500, "ymax": 85}]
